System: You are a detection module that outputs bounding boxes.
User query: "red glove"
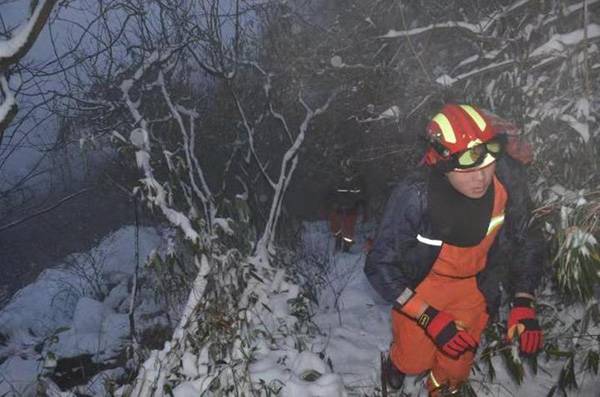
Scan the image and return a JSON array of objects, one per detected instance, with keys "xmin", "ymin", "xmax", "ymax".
[
  {"xmin": 507, "ymin": 297, "xmax": 543, "ymax": 354},
  {"xmin": 417, "ymin": 306, "xmax": 477, "ymax": 358}
]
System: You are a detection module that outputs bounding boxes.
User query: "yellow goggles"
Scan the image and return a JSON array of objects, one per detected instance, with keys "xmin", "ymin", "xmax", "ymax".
[{"xmin": 454, "ymin": 139, "xmax": 503, "ymax": 169}]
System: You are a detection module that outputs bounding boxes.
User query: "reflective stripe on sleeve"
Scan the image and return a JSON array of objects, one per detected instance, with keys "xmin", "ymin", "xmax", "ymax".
[
  {"xmin": 395, "ymin": 287, "xmax": 415, "ymax": 307},
  {"xmin": 416, "ymin": 234, "xmax": 443, "ymax": 246},
  {"xmin": 487, "ymin": 213, "xmax": 505, "ymax": 235}
]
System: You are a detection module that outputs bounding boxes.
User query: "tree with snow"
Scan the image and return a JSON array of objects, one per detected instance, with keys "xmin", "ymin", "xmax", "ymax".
[{"xmin": 57, "ymin": 0, "xmax": 344, "ymax": 394}]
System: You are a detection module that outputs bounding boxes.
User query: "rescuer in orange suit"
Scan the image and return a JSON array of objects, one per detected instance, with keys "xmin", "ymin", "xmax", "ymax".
[
  {"xmin": 326, "ymin": 160, "xmax": 367, "ymax": 252},
  {"xmin": 364, "ymin": 104, "xmax": 545, "ymax": 395}
]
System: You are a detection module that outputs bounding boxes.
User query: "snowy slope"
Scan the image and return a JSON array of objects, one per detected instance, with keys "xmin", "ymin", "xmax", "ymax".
[
  {"xmin": 0, "ymin": 226, "xmax": 167, "ymax": 396},
  {"xmin": 2, "ymin": 221, "xmax": 599, "ymax": 396},
  {"xmin": 302, "ymin": 221, "xmax": 600, "ymax": 397}
]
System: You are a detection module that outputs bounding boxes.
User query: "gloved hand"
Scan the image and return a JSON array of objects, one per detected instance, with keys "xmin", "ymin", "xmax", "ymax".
[
  {"xmin": 507, "ymin": 296, "xmax": 543, "ymax": 354},
  {"xmin": 417, "ymin": 306, "xmax": 477, "ymax": 358}
]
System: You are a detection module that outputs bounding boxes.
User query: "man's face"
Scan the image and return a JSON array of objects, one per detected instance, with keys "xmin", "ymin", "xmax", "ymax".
[{"xmin": 446, "ymin": 162, "xmax": 496, "ymax": 199}]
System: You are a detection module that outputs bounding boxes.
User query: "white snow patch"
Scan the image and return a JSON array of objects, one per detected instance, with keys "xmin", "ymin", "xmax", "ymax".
[
  {"xmin": 281, "ymin": 373, "xmax": 346, "ymax": 397},
  {"xmin": 213, "ymin": 217, "xmax": 234, "ymax": 235},
  {"xmin": 0, "ymin": 357, "xmax": 41, "ymax": 396},
  {"xmin": 436, "ymin": 74, "xmax": 457, "ymax": 86},
  {"xmin": 49, "ymin": 298, "xmax": 130, "ymax": 361},
  {"xmin": 0, "ymin": 77, "xmax": 16, "ymax": 122},
  {"xmin": 560, "ymin": 113, "xmax": 590, "ymax": 142},
  {"xmin": 81, "ymin": 368, "xmax": 126, "ymax": 397},
  {"xmin": 0, "ymin": 226, "xmax": 165, "ymax": 395},
  {"xmin": 381, "ymin": 21, "xmax": 483, "ymax": 39},
  {"xmin": 330, "ymin": 55, "xmax": 344, "ymax": 68},
  {"xmin": 379, "ymin": 105, "xmax": 401, "ymax": 121}
]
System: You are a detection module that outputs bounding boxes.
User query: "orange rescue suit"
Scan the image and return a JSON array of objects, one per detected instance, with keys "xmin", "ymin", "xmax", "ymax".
[{"xmin": 391, "ymin": 175, "xmax": 507, "ymax": 390}]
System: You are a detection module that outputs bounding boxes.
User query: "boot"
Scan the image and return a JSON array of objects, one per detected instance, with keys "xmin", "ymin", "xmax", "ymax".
[
  {"xmin": 430, "ymin": 385, "xmax": 461, "ymax": 397},
  {"xmin": 427, "ymin": 372, "xmax": 461, "ymax": 397},
  {"xmin": 383, "ymin": 355, "xmax": 405, "ymax": 390}
]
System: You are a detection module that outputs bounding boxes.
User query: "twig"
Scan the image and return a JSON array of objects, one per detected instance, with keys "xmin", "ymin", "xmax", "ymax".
[
  {"xmin": 129, "ymin": 194, "xmax": 141, "ymax": 352},
  {"xmin": 0, "ymin": 187, "xmax": 92, "ymax": 232},
  {"xmin": 398, "ymin": 5, "xmax": 433, "ymax": 84}
]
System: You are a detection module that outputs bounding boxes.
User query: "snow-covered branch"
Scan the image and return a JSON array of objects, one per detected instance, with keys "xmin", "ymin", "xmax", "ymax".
[
  {"xmin": 120, "ymin": 51, "xmax": 201, "ymax": 243},
  {"xmin": 381, "ymin": 20, "xmax": 484, "ymax": 40},
  {"xmin": 530, "ymin": 24, "xmax": 600, "ymax": 58},
  {"xmin": 157, "ymin": 72, "xmax": 216, "ymax": 228},
  {"xmin": 0, "ymin": 0, "xmax": 58, "ymax": 140},
  {"xmin": 0, "ymin": 0, "xmax": 59, "ymax": 72},
  {"xmin": 437, "ymin": 24, "xmax": 600, "ymax": 87},
  {"xmin": 263, "ymin": 73, "xmax": 294, "ymax": 144},
  {"xmin": 436, "ymin": 59, "xmax": 514, "ymax": 87},
  {"xmin": 0, "ymin": 75, "xmax": 17, "ymax": 138},
  {"xmin": 382, "ymin": 0, "xmax": 598, "ymax": 45},
  {"xmin": 255, "ymin": 89, "xmax": 338, "ymax": 256},
  {"xmin": 230, "ymin": 85, "xmax": 277, "ymax": 189},
  {"xmin": 542, "ymin": 0, "xmax": 600, "ymax": 28}
]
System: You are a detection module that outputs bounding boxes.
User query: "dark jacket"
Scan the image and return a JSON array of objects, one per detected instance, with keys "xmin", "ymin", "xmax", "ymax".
[
  {"xmin": 326, "ymin": 172, "xmax": 367, "ymax": 211},
  {"xmin": 364, "ymin": 156, "xmax": 544, "ymax": 318}
]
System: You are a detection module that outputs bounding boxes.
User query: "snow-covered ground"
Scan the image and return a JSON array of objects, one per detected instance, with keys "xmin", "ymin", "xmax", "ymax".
[
  {"xmin": 0, "ymin": 226, "xmax": 171, "ymax": 396},
  {"xmin": 1, "ymin": 221, "xmax": 599, "ymax": 396}
]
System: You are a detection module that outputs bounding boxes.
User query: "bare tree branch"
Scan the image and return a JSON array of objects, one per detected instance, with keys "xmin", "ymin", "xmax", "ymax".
[
  {"xmin": 0, "ymin": 187, "xmax": 92, "ymax": 232},
  {"xmin": 0, "ymin": 0, "xmax": 59, "ymax": 72}
]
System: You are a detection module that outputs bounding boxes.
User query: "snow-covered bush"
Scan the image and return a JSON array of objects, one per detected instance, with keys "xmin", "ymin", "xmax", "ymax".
[
  {"xmin": 54, "ymin": 1, "xmax": 346, "ymax": 394},
  {"xmin": 550, "ymin": 197, "xmax": 599, "ymax": 301}
]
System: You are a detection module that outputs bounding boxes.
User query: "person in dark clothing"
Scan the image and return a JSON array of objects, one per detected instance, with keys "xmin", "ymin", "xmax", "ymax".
[
  {"xmin": 364, "ymin": 104, "xmax": 544, "ymax": 395},
  {"xmin": 326, "ymin": 160, "xmax": 367, "ymax": 252}
]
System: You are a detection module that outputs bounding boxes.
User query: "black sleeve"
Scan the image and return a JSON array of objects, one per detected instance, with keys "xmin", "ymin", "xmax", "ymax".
[
  {"xmin": 502, "ymin": 158, "xmax": 545, "ymax": 295},
  {"xmin": 357, "ymin": 174, "xmax": 368, "ymax": 203},
  {"xmin": 322, "ymin": 184, "xmax": 337, "ymax": 213},
  {"xmin": 364, "ymin": 181, "xmax": 440, "ymax": 303}
]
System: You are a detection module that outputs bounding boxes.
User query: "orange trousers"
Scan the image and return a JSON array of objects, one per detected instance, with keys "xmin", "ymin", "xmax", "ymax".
[
  {"xmin": 391, "ymin": 273, "xmax": 488, "ymax": 391},
  {"xmin": 329, "ymin": 207, "xmax": 358, "ymax": 241},
  {"xmin": 390, "ymin": 176, "xmax": 506, "ymax": 394}
]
